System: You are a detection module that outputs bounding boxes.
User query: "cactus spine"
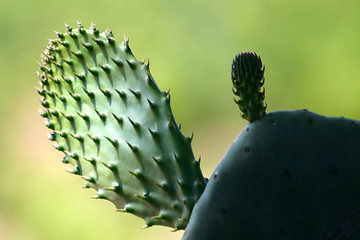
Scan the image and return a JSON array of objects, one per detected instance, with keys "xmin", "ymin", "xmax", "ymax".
[{"xmin": 37, "ymin": 22, "xmax": 206, "ymax": 230}]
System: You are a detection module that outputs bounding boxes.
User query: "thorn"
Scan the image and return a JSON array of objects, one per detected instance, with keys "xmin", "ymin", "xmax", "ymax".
[
  {"xmin": 152, "ymin": 156, "xmax": 160, "ymax": 164},
  {"xmin": 112, "ymin": 113, "xmax": 124, "ymax": 126},
  {"xmin": 82, "ymin": 87, "xmax": 95, "ymax": 98},
  {"xmin": 77, "ymin": 21, "xmax": 86, "ymax": 35},
  {"xmin": 83, "ymin": 156, "xmax": 97, "ymax": 165},
  {"xmin": 128, "ymin": 117, "xmax": 141, "ymax": 130},
  {"xmin": 55, "ymin": 31, "xmax": 65, "ymax": 39},
  {"xmin": 81, "ymin": 42, "xmax": 93, "ymax": 51},
  {"xmin": 98, "ymin": 64, "xmax": 111, "ymax": 73},
  {"xmin": 111, "ymin": 57, "xmax": 124, "ymax": 67},
  {"xmin": 49, "ymin": 76, "xmax": 61, "ymax": 84},
  {"xmin": 53, "ymin": 144, "xmax": 65, "ymax": 152},
  {"xmin": 65, "ymin": 166, "xmax": 81, "ymax": 175},
  {"xmin": 65, "ymin": 23, "xmax": 72, "ymax": 32},
  {"xmin": 62, "ymin": 58, "xmax": 74, "ymax": 66},
  {"xmin": 166, "ymin": 89, "xmax": 171, "ymax": 101},
  {"xmin": 40, "ymin": 99, "xmax": 50, "ymax": 108},
  {"xmin": 99, "ymin": 87, "xmax": 111, "ymax": 98},
  {"xmin": 57, "ymin": 40, "xmax": 70, "ymax": 47},
  {"xmin": 94, "ymin": 109, "xmax": 107, "ymax": 122},
  {"xmin": 87, "ymin": 134, "xmax": 100, "ymax": 145},
  {"xmin": 47, "ymin": 90, "xmax": 56, "ymax": 98},
  {"xmin": 86, "ymin": 66, "xmax": 99, "ymax": 77},
  {"xmin": 44, "ymin": 120, "xmax": 55, "ymax": 129},
  {"xmin": 148, "ymin": 128, "xmax": 159, "ymax": 138},
  {"xmin": 188, "ymin": 132, "xmax": 194, "ymax": 142},
  {"xmin": 81, "ymin": 175, "xmax": 96, "ymax": 184},
  {"xmin": 104, "ymin": 183, "xmax": 122, "ymax": 193},
  {"xmin": 90, "ymin": 23, "xmax": 99, "ymax": 36},
  {"xmin": 70, "ymin": 133, "xmax": 84, "ymax": 143},
  {"xmin": 126, "ymin": 59, "xmax": 136, "ymax": 70},
  {"xmin": 58, "ymin": 131, "xmax": 68, "ymax": 139},
  {"xmin": 128, "ymin": 88, "xmax": 141, "ymax": 99},
  {"xmin": 39, "ymin": 109, "xmax": 49, "ymax": 118},
  {"xmin": 70, "ymin": 50, "xmax": 84, "ymax": 59},
  {"xmin": 61, "ymin": 112, "xmax": 75, "ymax": 122},
  {"xmin": 100, "ymin": 161, "xmax": 118, "ymax": 172},
  {"xmin": 104, "ymin": 136, "xmax": 119, "ymax": 148},
  {"xmin": 76, "ymin": 111, "xmax": 89, "ymax": 121},
  {"xmin": 61, "ymin": 75, "xmax": 73, "ymax": 84},
  {"xmin": 50, "ymin": 109, "xmax": 60, "ymax": 117},
  {"xmin": 92, "ymin": 37, "xmax": 105, "ymax": 46},
  {"xmin": 58, "ymin": 95, "xmax": 67, "ymax": 103},
  {"xmin": 147, "ymin": 98, "xmax": 158, "ymax": 111},
  {"xmin": 114, "ymin": 89, "xmax": 126, "ymax": 100},
  {"xmin": 47, "ymin": 132, "xmax": 56, "ymax": 141},
  {"xmin": 126, "ymin": 141, "xmax": 138, "ymax": 153},
  {"xmin": 69, "ymin": 92, "xmax": 81, "ymax": 102},
  {"xmin": 74, "ymin": 72, "xmax": 86, "ymax": 81},
  {"xmin": 123, "ymin": 35, "xmax": 129, "ymax": 45},
  {"xmin": 70, "ymin": 151, "xmax": 79, "ymax": 160}
]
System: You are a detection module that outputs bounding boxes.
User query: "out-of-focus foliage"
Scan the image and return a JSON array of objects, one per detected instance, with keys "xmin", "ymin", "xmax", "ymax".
[{"xmin": 0, "ymin": 0, "xmax": 359, "ymax": 239}]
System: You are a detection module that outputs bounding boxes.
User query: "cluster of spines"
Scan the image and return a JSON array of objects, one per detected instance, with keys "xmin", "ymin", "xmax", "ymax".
[
  {"xmin": 231, "ymin": 52, "xmax": 267, "ymax": 122},
  {"xmin": 37, "ymin": 22, "xmax": 206, "ymax": 230}
]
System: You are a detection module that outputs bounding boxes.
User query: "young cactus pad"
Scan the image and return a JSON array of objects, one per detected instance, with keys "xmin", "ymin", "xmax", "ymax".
[
  {"xmin": 182, "ymin": 54, "xmax": 360, "ymax": 239},
  {"xmin": 37, "ymin": 23, "xmax": 206, "ymax": 230}
]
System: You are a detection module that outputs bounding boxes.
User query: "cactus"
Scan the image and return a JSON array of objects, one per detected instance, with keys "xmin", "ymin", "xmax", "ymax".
[
  {"xmin": 37, "ymin": 23, "xmax": 360, "ymax": 239},
  {"xmin": 37, "ymin": 22, "xmax": 206, "ymax": 230}
]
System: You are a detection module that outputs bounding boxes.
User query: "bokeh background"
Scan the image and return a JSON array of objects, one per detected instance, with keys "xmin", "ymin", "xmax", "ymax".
[{"xmin": 1, "ymin": 0, "xmax": 359, "ymax": 239}]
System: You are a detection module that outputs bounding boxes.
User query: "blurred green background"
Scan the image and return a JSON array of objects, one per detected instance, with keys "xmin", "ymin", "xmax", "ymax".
[{"xmin": 1, "ymin": 0, "xmax": 359, "ymax": 239}]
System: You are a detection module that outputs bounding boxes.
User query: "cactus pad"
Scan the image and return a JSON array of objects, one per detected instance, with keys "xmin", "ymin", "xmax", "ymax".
[
  {"xmin": 182, "ymin": 110, "xmax": 360, "ymax": 240},
  {"xmin": 37, "ymin": 22, "xmax": 206, "ymax": 230}
]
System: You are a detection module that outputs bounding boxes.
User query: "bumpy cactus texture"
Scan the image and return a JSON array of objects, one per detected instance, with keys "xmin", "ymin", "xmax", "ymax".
[
  {"xmin": 37, "ymin": 23, "xmax": 206, "ymax": 230},
  {"xmin": 182, "ymin": 110, "xmax": 360, "ymax": 240},
  {"xmin": 232, "ymin": 52, "xmax": 266, "ymax": 122}
]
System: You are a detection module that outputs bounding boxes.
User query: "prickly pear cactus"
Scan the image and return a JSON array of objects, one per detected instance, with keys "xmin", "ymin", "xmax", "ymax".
[
  {"xmin": 182, "ymin": 53, "xmax": 360, "ymax": 239},
  {"xmin": 38, "ymin": 22, "xmax": 360, "ymax": 239},
  {"xmin": 37, "ymin": 22, "xmax": 206, "ymax": 230}
]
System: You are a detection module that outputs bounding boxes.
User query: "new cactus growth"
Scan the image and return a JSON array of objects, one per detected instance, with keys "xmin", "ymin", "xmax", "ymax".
[{"xmin": 37, "ymin": 23, "xmax": 360, "ymax": 239}]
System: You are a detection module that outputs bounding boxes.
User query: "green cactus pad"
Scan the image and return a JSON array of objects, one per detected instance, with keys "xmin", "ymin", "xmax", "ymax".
[
  {"xmin": 182, "ymin": 110, "xmax": 360, "ymax": 239},
  {"xmin": 37, "ymin": 22, "xmax": 206, "ymax": 230}
]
